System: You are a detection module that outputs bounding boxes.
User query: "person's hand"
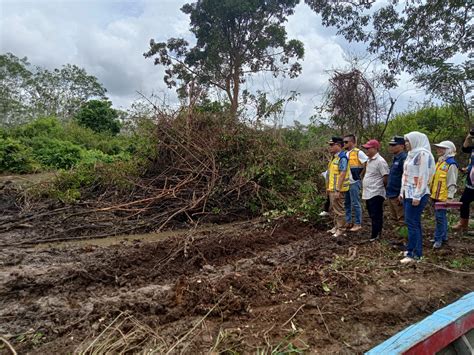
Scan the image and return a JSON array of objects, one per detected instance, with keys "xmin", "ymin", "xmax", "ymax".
[
  {"xmin": 335, "ymin": 191, "xmax": 341, "ymax": 199},
  {"xmin": 412, "ymin": 199, "xmax": 420, "ymax": 206},
  {"xmin": 398, "ymin": 195, "xmax": 404, "ymax": 203}
]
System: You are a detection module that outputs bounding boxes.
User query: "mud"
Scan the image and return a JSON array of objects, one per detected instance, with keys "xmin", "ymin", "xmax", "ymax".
[{"xmin": 0, "ymin": 218, "xmax": 473, "ymax": 354}]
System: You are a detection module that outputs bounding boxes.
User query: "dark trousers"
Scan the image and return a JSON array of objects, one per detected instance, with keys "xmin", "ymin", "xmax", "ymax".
[
  {"xmin": 366, "ymin": 196, "xmax": 385, "ymax": 239},
  {"xmin": 324, "ymin": 196, "xmax": 330, "ymax": 212},
  {"xmin": 460, "ymin": 187, "xmax": 474, "ymax": 219}
]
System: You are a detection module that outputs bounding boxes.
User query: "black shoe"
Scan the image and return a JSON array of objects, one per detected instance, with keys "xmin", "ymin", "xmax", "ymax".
[{"xmin": 369, "ymin": 236, "xmax": 380, "ymax": 242}]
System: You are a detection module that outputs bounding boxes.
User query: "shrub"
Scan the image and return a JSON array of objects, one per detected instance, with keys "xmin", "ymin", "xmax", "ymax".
[
  {"xmin": 29, "ymin": 137, "xmax": 83, "ymax": 169},
  {"xmin": 0, "ymin": 137, "xmax": 37, "ymax": 173}
]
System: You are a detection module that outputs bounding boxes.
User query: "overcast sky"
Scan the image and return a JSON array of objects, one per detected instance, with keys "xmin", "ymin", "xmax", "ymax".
[{"xmin": 0, "ymin": 0, "xmax": 427, "ymax": 125}]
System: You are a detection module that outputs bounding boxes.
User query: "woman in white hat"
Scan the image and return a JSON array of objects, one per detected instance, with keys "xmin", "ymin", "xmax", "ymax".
[{"xmin": 429, "ymin": 141, "xmax": 458, "ymax": 249}]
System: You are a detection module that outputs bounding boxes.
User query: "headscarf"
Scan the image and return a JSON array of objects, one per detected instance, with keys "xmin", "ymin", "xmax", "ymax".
[
  {"xmin": 404, "ymin": 131, "xmax": 436, "ymax": 175},
  {"xmin": 435, "ymin": 140, "xmax": 456, "ymax": 160}
]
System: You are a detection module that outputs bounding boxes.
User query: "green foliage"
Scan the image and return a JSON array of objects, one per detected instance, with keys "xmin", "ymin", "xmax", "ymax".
[
  {"xmin": 0, "ymin": 53, "xmax": 107, "ymax": 126},
  {"xmin": 74, "ymin": 100, "xmax": 121, "ymax": 135},
  {"xmin": 145, "ymin": 0, "xmax": 304, "ymax": 116},
  {"xmin": 0, "ymin": 116, "xmax": 144, "ymax": 174},
  {"xmin": 384, "ymin": 105, "xmax": 466, "ymax": 147},
  {"xmin": 0, "ymin": 137, "xmax": 37, "ymax": 173},
  {"xmin": 29, "ymin": 137, "xmax": 83, "ymax": 169},
  {"xmin": 304, "ymin": 1, "xmax": 472, "ymax": 122}
]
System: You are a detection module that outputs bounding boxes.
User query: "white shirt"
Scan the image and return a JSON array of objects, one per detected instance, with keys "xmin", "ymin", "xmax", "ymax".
[{"xmin": 362, "ymin": 153, "xmax": 390, "ymax": 200}]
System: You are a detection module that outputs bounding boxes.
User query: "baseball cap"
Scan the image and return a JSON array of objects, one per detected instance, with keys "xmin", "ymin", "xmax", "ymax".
[
  {"xmin": 388, "ymin": 136, "xmax": 405, "ymax": 146},
  {"xmin": 433, "ymin": 140, "xmax": 456, "ymax": 150},
  {"xmin": 327, "ymin": 136, "xmax": 343, "ymax": 145},
  {"xmin": 362, "ymin": 139, "xmax": 380, "ymax": 149}
]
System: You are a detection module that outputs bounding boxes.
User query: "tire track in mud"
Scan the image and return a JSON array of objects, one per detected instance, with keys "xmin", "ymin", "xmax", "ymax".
[{"xmin": 1, "ymin": 218, "xmax": 473, "ymax": 354}]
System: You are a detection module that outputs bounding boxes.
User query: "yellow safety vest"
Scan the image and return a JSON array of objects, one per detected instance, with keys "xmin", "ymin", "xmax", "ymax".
[
  {"xmin": 430, "ymin": 161, "xmax": 452, "ymax": 201},
  {"xmin": 348, "ymin": 148, "xmax": 364, "ymax": 168},
  {"xmin": 327, "ymin": 154, "xmax": 350, "ymax": 192}
]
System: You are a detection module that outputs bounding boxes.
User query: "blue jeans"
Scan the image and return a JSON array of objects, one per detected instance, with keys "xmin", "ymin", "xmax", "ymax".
[
  {"xmin": 404, "ymin": 194, "xmax": 429, "ymax": 258},
  {"xmin": 434, "ymin": 207, "xmax": 448, "ymax": 243},
  {"xmin": 345, "ymin": 181, "xmax": 362, "ymax": 225}
]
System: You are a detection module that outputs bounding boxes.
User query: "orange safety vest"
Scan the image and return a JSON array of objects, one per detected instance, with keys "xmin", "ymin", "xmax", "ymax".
[
  {"xmin": 327, "ymin": 153, "xmax": 350, "ymax": 192},
  {"xmin": 348, "ymin": 148, "xmax": 364, "ymax": 168}
]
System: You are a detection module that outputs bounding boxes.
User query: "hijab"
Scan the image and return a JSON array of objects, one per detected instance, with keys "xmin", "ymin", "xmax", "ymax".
[{"xmin": 404, "ymin": 131, "xmax": 435, "ymax": 176}]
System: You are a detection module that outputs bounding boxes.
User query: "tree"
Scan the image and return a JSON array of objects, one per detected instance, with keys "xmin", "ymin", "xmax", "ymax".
[
  {"xmin": 74, "ymin": 100, "xmax": 121, "ymax": 135},
  {"xmin": 0, "ymin": 53, "xmax": 35, "ymax": 126},
  {"xmin": 0, "ymin": 53, "xmax": 108, "ymax": 126},
  {"xmin": 33, "ymin": 64, "xmax": 108, "ymax": 119},
  {"xmin": 144, "ymin": 0, "xmax": 304, "ymax": 117},
  {"xmin": 322, "ymin": 62, "xmax": 397, "ymax": 141},
  {"xmin": 304, "ymin": 0, "xmax": 473, "ymax": 123}
]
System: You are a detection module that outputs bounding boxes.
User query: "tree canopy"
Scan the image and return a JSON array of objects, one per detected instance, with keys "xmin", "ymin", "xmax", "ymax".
[
  {"xmin": 304, "ymin": 0, "xmax": 473, "ymax": 123},
  {"xmin": 0, "ymin": 53, "xmax": 107, "ymax": 126},
  {"xmin": 144, "ymin": 0, "xmax": 304, "ymax": 117},
  {"xmin": 74, "ymin": 100, "xmax": 121, "ymax": 135}
]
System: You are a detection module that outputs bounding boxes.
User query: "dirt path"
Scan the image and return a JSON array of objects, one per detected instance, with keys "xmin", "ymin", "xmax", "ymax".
[{"xmin": 0, "ymin": 218, "xmax": 472, "ymax": 354}]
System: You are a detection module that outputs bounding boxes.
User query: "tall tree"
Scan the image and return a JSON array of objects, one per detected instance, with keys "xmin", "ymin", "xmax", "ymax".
[
  {"xmin": 304, "ymin": 0, "xmax": 473, "ymax": 123},
  {"xmin": 144, "ymin": 0, "xmax": 304, "ymax": 117},
  {"xmin": 0, "ymin": 53, "xmax": 108, "ymax": 126},
  {"xmin": 33, "ymin": 64, "xmax": 107, "ymax": 119},
  {"xmin": 0, "ymin": 53, "xmax": 35, "ymax": 126}
]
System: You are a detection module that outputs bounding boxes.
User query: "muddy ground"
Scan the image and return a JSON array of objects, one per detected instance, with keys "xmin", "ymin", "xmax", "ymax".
[{"xmin": 0, "ymin": 216, "xmax": 473, "ymax": 354}]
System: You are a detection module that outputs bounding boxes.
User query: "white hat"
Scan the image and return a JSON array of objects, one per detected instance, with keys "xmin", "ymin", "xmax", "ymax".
[{"xmin": 433, "ymin": 141, "xmax": 456, "ymax": 150}]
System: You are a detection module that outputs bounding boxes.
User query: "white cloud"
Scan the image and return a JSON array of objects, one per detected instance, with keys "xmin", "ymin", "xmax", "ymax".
[{"xmin": 0, "ymin": 0, "xmax": 428, "ymax": 124}]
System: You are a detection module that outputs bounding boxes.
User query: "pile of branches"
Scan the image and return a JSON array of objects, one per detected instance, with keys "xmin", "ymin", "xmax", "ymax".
[{"xmin": 0, "ymin": 114, "xmax": 281, "ymax": 246}]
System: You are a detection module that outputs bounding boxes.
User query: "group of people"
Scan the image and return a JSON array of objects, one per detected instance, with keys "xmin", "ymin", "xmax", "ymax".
[{"xmin": 323, "ymin": 130, "xmax": 474, "ymax": 264}]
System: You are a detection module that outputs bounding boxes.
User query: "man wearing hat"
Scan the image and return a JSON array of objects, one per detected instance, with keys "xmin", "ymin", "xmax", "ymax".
[
  {"xmin": 386, "ymin": 136, "xmax": 407, "ymax": 224},
  {"xmin": 361, "ymin": 139, "xmax": 390, "ymax": 241},
  {"xmin": 326, "ymin": 137, "xmax": 351, "ymax": 237}
]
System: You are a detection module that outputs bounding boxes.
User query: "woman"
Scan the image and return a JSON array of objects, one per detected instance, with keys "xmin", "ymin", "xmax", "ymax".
[
  {"xmin": 399, "ymin": 132, "xmax": 435, "ymax": 264},
  {"xmin": 429, "ymin": 141, "xmax": 458, "ymax": 249}
]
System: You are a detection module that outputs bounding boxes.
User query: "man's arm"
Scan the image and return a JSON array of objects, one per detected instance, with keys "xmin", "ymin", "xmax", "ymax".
[{"xmin": 462, "ymin": 134, "xmax": 474, "ymax": 153}]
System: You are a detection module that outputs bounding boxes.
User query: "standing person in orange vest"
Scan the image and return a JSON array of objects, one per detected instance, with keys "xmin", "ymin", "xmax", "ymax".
[
  {"xmin": 429, "ymin": 141, "xmax": 458, "ymax": 249},
  {"xmin": 343, "ymin": 134, "xmax": 368, "ymax": 232},
  {"xmin": 326, "ymin": 137, "xmax": 351, "ymax": 237}
]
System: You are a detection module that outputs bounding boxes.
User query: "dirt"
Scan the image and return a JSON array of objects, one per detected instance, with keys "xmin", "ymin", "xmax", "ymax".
[{"xmin": 0, "ymin": 217, "xmax": 473, "ymax": 354}]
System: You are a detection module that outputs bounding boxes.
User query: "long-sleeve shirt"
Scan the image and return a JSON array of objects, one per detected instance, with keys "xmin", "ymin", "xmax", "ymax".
[
  {"xmin": 386, "ymin": 151, "xmax": 407, "ymax": 198},
  {"xmin": 400, "ymin": 150, "xmax": 434, "ymax": 200},
  {"xmin": 461, "ymin": 145, "xmax": 474, "ymax": 189},
  {"xmin": 446, "ymin": 164, "xmax": 458, "ymax": 199}
]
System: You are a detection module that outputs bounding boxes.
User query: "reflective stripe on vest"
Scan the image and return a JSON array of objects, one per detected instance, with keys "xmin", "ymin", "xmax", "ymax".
[
  {"xmin": 430, "ymin": 161, "xmax": 451, "ymax": 201},
  {"xmin": 327, "ymin": 155, "xmax": 350, "ymax": 192},
  {"xmin": 348, "ymin": 148, "xmax": 364, "ymax": 168}
]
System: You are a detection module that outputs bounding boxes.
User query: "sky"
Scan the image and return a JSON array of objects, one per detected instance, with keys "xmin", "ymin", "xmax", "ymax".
[{"xmin": 0, "ymin": 0, "xmax": 428, "ymax": 125}]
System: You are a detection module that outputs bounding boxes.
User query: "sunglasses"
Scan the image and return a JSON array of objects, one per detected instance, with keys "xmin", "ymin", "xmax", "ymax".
[{"xmin": 329, "ymin": 143, "xmax": 335, "ymax": 146}]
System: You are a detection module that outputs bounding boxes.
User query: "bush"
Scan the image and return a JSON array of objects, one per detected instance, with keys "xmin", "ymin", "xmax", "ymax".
[
  {"xmin": 29, "ymin": 137, "xmax": 83, "ymax": 169},
  {"xmin": 0, "ymin": 137, "xmax": 37, "ymax": 173}
]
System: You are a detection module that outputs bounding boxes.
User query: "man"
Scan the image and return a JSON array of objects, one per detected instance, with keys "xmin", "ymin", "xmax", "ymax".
[
  {"xmin": 361, "ymin": 139, "xmax": 390, "ymax": 241},
  {"xmin": 343, "ymin": 134, "xmax": 368, "ymax": 232},
  {"xmin": 452, "ymin": 130, "xmax": 474, "ymax": 232},
  {"xmin": 326, "ymin": 137, "xmax": 351, "ymax": 237},
  {"xmin": 386, "ymin": 136, "xmax": 407, "ymax": 224}
]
